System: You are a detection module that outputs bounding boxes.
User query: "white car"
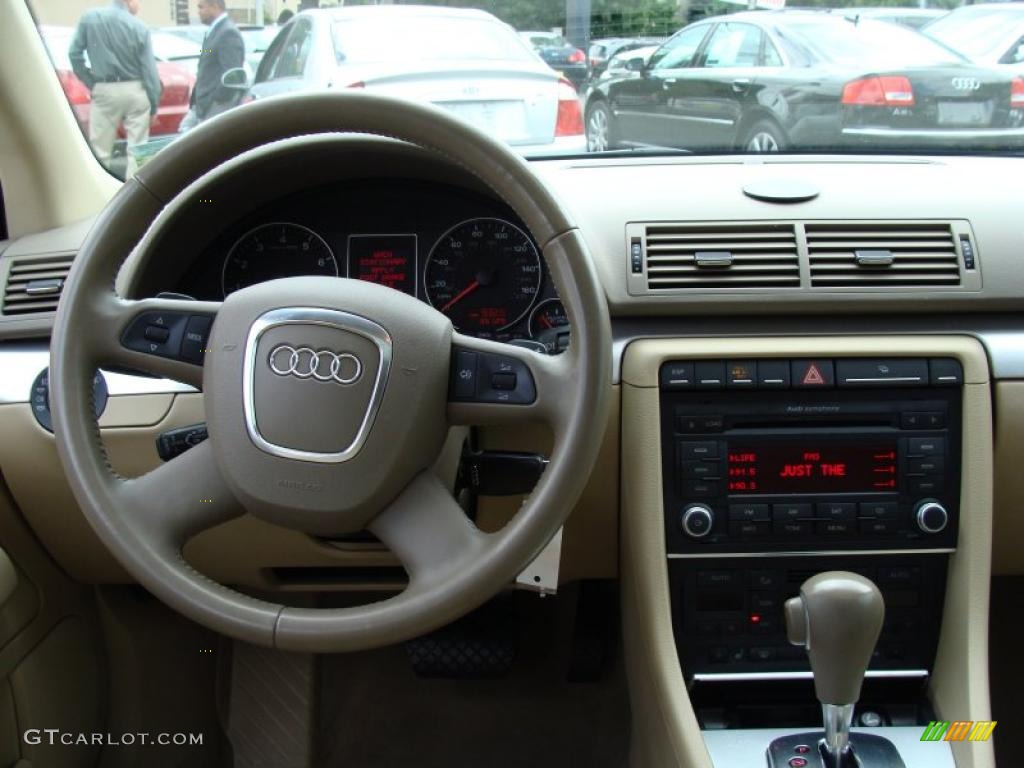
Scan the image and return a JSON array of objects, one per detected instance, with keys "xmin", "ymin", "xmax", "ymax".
[
  {"xmin": 924, "ymin": 3, "xmax": 1024, "ymax": 73},
  {"xmin": 249, "ymin": 5, "xmax": 585, "ymax": 155}
]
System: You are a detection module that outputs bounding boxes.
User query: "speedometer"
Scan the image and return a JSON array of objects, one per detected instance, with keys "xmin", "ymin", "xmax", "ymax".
[
  {"xmin": 222, "ymin": 222, "xmax": 338, "ymax": 296},
  {"xmin": 424, "ymin": 218, "xmax": 542, "ymax": 334}
]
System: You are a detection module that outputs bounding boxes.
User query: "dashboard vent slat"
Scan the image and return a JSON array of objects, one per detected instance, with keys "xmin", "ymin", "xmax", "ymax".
[
  {"xmin": 807, "ymin": 223, "xmax": 960, "ymax": 289},
  {"xmin": 2, "ymin": 253, "xmax": 75, "ymax": 315},
  {"xmin": 642, "ymin": 223, "xmax": 799, "ymax": 290}
]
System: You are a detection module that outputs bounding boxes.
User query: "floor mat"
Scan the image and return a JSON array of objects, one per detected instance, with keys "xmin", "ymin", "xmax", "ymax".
[{"xmin": 315, "ymin": 588, "xmax": 630, "ymax": 768}]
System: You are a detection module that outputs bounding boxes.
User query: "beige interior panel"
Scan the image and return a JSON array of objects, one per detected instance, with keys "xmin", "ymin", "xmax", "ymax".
[
  {"xmin": 620, "ymin": 335, "xmax": 993, "ymax": 768},
  {"xmin": 993, "ymin": 381, "xmax": 1024, "ymax": 575},
  {"xmin": 97, "ymin": 393, "xmax": 175, "ymax": 429}
]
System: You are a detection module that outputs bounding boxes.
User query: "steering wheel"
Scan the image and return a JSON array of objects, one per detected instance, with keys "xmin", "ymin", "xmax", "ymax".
[{"xmin": 49, "ymin": 93, "xmax": 611, "ymax": 652}]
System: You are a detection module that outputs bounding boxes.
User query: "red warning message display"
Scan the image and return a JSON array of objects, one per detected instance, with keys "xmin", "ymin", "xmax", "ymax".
[{"xmin": 727, "ymin": 443, "xmax": 898, "ymax": 494}]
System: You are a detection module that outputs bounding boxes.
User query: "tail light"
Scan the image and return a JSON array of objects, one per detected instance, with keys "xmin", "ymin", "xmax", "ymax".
[
  {"xmin": 841, "ymin": 75, "xmax": 914, "ymax": 107},
  {"xmin": 568, "ymin": 48, "xmax": 585, "ymax": 64},
  {"xmin": 1012, "ymin": 78, "xmax": 1024, "ymax": 108},
  {"xmin": 555, "ymin": 77, "xmax": 583, "ymax": 136},
  {"xmin": 347, "ymin": 81, "xmax": 366, "ymax": 89},
  {"xmin": 57, "ymin": 71, "xmax": 91, "ymax": 105}
]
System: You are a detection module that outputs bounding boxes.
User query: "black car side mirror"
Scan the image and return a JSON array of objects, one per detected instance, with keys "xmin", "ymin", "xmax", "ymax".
[{"xmin": 626, "ymin": 57, "xmax": 646, "ymax": 73}]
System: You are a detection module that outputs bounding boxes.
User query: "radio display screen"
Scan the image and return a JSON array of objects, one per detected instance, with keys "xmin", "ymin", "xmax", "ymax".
[
  {"xmin": 727, "ymin": 442, "xmax": 898, "ymax": 494},
  {"xmin": 348, "ymin": 234, "xmax": 417, "ymax": 294}
]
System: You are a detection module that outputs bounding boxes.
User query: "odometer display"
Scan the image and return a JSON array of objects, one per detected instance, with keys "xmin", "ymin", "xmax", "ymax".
[
  {"xmin": 424, "ymin": 218, "xmax": 541, "ymax": 334},
  {"xmin": 222, "ymin": 222, "xmax": 338, "ymax": 296}
]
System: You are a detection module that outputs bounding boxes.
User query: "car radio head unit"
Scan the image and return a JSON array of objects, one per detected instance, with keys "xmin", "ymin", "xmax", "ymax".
[{"xmin": 659, "ymin": 357, "xmax": 962, "ymax": 555}]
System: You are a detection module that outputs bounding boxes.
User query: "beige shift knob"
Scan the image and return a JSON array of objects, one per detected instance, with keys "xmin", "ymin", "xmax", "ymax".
[{"xmin": 784, "ymin": 571, "xmax": 885, "ymax": 706}]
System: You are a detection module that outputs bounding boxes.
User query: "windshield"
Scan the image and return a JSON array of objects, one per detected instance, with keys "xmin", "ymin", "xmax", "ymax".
[
  {"xmin": 30, "ymin": 1, "xmax": 1024, "ymax": 180},
  {"xmin": 925, "ymin": 9, "xmax": 1024, "ymax": 60}
]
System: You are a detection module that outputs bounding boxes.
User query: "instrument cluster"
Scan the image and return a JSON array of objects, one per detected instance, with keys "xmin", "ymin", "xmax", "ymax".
[{"xmin": 178, "ymin": 181, "xmax": 569, "ymax": 352}]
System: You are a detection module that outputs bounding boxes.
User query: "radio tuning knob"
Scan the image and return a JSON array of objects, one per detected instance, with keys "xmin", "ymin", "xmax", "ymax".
[
  {"xmin": 681, "ymin": 504, "xmax": 715, "ymax": 539},
  {"xmin": 915, "ymin": 501, "xmax": 949, "ymax": 534}
]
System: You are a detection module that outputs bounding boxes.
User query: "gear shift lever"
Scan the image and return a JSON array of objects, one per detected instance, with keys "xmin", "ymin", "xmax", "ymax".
[{"xmin": 784, "ymin": 571, "xmax": 885, "ymax": 766}]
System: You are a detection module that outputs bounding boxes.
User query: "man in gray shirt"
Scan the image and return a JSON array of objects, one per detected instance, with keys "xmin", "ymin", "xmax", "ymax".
[{"xmin": 69, "ymin": 0, "xmax": 161, "ymax": 176}]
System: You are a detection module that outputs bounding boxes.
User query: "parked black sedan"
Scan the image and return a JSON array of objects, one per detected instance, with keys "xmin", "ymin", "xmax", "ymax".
[{"xmin": 584, "ymin": 11, "xmax": 1024, "ymax": 153}]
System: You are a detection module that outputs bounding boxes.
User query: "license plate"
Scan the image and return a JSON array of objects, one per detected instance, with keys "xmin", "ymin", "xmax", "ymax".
[
  {"xmin": 437, "ymin": 100, "xmax": 529, "ymax": 141},
  {"xmin": 936, "ymin": 101, "xmax": 990, "ymax": 126}
]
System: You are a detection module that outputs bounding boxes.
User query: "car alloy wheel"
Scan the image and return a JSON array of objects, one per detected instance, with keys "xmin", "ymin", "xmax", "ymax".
[
  {"xmin": 747, "ymin": 131, "xmax": 779, "ymax": 152},
  {"xmin": 587, "ymin": 102, "xmax": 611, "ymax": 152}
]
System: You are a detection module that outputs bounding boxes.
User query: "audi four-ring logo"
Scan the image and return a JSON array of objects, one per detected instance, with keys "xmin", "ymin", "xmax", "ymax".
[
  {"xmin": 951, "ymin": 77, "xmax": 981, "ymax": 91},
  {"xmin": 268, "ymin": 345, "xmax": 362, "ymax": 385}
]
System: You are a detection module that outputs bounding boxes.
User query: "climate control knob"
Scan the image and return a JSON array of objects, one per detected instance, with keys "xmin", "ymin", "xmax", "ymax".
[
  {"xmin": 681, "ymin": 504, "xmax": 715, "ymax": 539},
  {"xmin": 915, "ymin": 501, "xmax": 949, "ymax": 534}
]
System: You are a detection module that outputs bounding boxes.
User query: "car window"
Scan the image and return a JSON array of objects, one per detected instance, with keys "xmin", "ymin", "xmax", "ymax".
[
  {"xmin": 999, "ymin": 33, "xmax": 1024, "ymax": 65},
  {"xmin": 700, "ymin": 23, "xmax": 763, "ymax": 68},
  {"xmin": 272, "ymin": 17, "xmax": 313, "ymax": 79},
  {"xmin": 783, "ymin": 18, "xmax": 965, "ymax": 68},
  {"xmin": 255, "ymin": 23, "xmax": 290, "ymax": 84},
  {"xmin": 926, "ymin": 10, "xmax": 1024, "ymax": 61},
  {"xmin": 649, "ymin": 24, "xmax": 710, "ymax": 70},
  {"xmin": 763, "ymin": 35, "xmax": 784, "ymax": 67},
  {"xmin": 335, "ymin": 16, "xmax": 535, "ymax": 64}
]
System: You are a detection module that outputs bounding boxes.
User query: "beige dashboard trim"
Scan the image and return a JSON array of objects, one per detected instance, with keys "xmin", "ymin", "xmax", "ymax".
[{"xmin": 620, "ymin": 335, "xmax": 993, "ymax": 768}]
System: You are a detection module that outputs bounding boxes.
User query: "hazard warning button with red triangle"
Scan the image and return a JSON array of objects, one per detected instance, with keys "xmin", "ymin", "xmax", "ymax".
[{"xmin": 792, "ymin": 359, "xmax": 835, "ymax": 388}]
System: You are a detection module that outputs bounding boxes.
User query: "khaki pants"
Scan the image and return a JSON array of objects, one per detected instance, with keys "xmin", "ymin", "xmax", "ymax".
[{"xmin": 90, "ymin": 81, "xmax": 151, "ymax": 177}]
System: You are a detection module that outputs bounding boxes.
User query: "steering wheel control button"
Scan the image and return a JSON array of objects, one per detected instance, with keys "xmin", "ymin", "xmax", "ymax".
[
  {"xmin": 30, "ymin": 368, "xmax": 107, "ymax": 433},
  {"xmin": 792, "ymin": 359, "xmax": 835, "ymax": 388},
  {"xmin": 157, "ymin": 423, "xmax": 209, "ymax": 461},
  {"xmin": 681, "ymin": 505, "xmax": 714, "ymax": 538},
  {"xmin": 448, "ymin": 347, "xmax": 536, "ymax": 405},
  {"xmin": 122, "ymin": 311, "xmax": 211, "ymax": 362},
  {"xmin": 453, "ymin": 350, "xmax": 479, "ymax": 397},
  {"xmin": 180, "ymin": 315, "xmax": 214, "ymax": 363},
  {"xmin": 144, "ymin": 325, "xmax": 171, "ymax": 343}
]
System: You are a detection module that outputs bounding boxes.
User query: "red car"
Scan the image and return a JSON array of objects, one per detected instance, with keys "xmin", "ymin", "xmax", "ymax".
[{"xmin": 41, "ymin": 25, "xmax": 195, "ymax": 137}]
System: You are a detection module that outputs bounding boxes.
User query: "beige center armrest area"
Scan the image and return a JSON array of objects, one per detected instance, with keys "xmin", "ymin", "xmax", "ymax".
[{"xmin": 620, "ymin": 335, "xmax": 993, "ymax": 768}]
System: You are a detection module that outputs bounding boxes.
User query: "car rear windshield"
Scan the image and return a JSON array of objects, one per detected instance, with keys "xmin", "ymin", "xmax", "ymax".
[
  {"xmin": 925, "ymin": 11, "xmax": 1023, "ymax": 61},
  {"xmin": 780, "ymin": 18, "xmax": 965, "ymax": 68},
  {"xmin": 332, "ymin": 17, "xmax": 535, "ymax": 65}
]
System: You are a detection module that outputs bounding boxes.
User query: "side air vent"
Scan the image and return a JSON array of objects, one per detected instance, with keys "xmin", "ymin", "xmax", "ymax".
[
  {"xmin": 1, "ymin": 253, "xmax": 75, "ymax": 315},
  {"xmin": 807, "ymin": 222, "xmax": 960, "ymax": 288},
  {"xmin": 643, "ymin": 223, "xmax": 800, "ymax": 290}
]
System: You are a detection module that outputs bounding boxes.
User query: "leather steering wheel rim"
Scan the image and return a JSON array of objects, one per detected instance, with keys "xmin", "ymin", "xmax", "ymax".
[{"xmin": 49, "ymin": 92, "xmax": 611, "ymax": 651}]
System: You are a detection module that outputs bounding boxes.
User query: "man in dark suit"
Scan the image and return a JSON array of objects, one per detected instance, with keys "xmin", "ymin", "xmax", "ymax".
[{"xmin": 189, "ymin": 0, "xmax": 245, "ymax": 124}]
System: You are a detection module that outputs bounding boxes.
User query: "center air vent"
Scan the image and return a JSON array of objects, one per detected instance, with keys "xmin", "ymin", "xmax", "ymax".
[
  {"xmin": 642, "ymin": 223, "xmax": 800, "ymax": 290},
  {"xmin": 1, "ymin": 253, "xmax": 75, "ymax": 316},
  {"xmin": 807, "ymin": 223, "xmax": 960, "ymax": 288}
]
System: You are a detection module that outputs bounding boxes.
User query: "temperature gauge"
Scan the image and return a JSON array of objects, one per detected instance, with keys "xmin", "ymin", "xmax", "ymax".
[{"xmin": 529, "ymin": 299, "xmax": 571, "ymax": 353}]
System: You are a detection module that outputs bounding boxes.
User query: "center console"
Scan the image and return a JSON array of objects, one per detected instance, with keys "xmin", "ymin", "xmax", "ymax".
[
  {"xmin": 619, "ymin": 337, "xmax": 994, "ymax": 768},
  {"xmin": 659, "ymin": 357, "xmax": 962, "ymax": 682}
]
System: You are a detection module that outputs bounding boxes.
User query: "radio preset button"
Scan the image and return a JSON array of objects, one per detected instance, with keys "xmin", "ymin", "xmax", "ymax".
[
  {"xmin": 907, "ymin": 437, "xmax": 944, "ymax": 456},
  {"xmin": 681, "ymin": 461, "xmax": 720, "ymax": 480},
  {"xmin": 910, "ymin": 477, "xmax": 945, "ymax": 494},
  {"xmin": 908, "ymin": 456, "xmax": 944, "ymax": 475},
  {"xmin": 679, "ymin": 441, "xmax": 720, "ymax": 460},
  {"xmin": 859, "ymin": 501, "xmax": 899, "ymax": 519},
  {"xmin": 684, "ymin": 480, "xmax": 721, "ymax": 497},
  {"xmin": 773, "ymin": 503, "xmax": 813, "ymax": 521},
  {"xmin": 728, "ymin": 504, "xmax": 770, "ymax": 522},
  {"xmin": 817, "ymin": 502, "xmax": 857, "ymax": 521}
]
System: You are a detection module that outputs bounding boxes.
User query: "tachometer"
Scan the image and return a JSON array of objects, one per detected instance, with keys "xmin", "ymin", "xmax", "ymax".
[
  {"xmin": 424, "ymin": 218, "xmax": 542, "ymax": 334},
  {"xmin": 222, "ymin": 222, "xmax": 338, "ymax": 296}
]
